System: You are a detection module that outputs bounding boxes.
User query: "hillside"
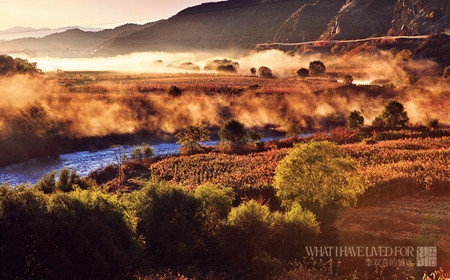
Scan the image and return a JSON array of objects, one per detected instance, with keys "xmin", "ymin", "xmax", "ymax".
[
  {"xmin": 96, "ymin": 0, "xmax": 310, "ymax": 55},
  {"xmin": 0, "ymin": 0, "xmax": 448, "ymax": 57}
]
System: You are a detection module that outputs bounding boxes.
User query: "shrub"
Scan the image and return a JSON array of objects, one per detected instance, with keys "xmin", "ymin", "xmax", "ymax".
[
  {"xmin": 362, "ymin": 138, "xmax": 377, "ymax": 145},
  {"xmin": 0, "ymin": 187, "xmax": 136, "ymax": 279},
  {"xmin": 130, "ymin": 182, "xmax": 207, "ymax": 267},
  {"xmin": 379, "ymin": 100, "xmax": 409, "ymax": 128},
  {"xmin": 194, "ymin": 183, "xmax": 234, "ymax": 231},
  {"xmin": 168, "ymin": 85, "xmax": 182, "ymax": 97},
  {"xmin": 176, "ymin": 124, "xmax": 210, "ymax": 153},
  {"xmin": 269, "ymin": 203, "xmax": 319, "ymax": 260},
  {"xmin": 343, "ymin": 74, "xmax": 354, "ymax": 85},
  {"xmin": 36, "ymin": 172, "xmax": 57, "ymax": 194},
  {"xmin": 347, "ymin": 110, "xmax": 364, "ymax": 129},
  {"xmin": 274, "ymin": 141, "xmax": 364, "ymax": 210},
  {"xmin": 130, "ymin": 143, "xmax": 155, "ymax": 160},
  {"xmin": 395, "ymin": 49, "xmax": 412, "ymax": 61},
  {"xmin": 219, "ymin": 200, "xmax": 278, "ymax": 278},
  {"xmin": 443, "ymin": 66, "xmax": 450, "ymax": 79},
  {"xmin": 296, "ymin": 68, "xmax": 309, "ymax": 78},
  {"xmin": 258, "ymin": 66, "xmax": 274, "ymax": 78},
  {"xmin": 36, "ymin": 169, "xmax": 91, "ymax": 193},
  {"xmin": 309, "ymin": 61, "xmax": 326, "ymax": 76},
  {"xmin": 55, "ymin": 168, "xmax": 91, "ymax": 192},
  {"xmin": 219, "ymin": 119, "xmax": 249, "ymax": 148},
  {"xmin": 286, "ymin": 122, "xmax": 303, "ymax": 137}
]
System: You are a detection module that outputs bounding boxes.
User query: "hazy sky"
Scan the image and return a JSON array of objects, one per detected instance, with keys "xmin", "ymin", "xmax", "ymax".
[{"xmin": 0, "ymin": 0, "xmax": 214, "ymax": 30}]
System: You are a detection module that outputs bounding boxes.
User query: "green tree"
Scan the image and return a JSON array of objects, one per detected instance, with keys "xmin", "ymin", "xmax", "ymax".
[
  {"xmin": 250, "ymin": 67, "xmax": 257, "ymax": 75},
  {"xmin": 309, "ymin": 61, "xmax": 326, "ymax": 76},
  {"xmin": 347, "ymin": 110, "xmax": 364, "ymax": 129},
  {"xmin": 274, "ymin": 141, "xmax": 364, "ymax": 210},
  {"xmin": 219, "ymin": 119, "xmax": 248, "ymax": 147},
  {"xmin": 176, "ymin": 124, "xmax": 210, "ymax": 153},
  {"xmin": 379, "ymin": 100, "xmax": 409, "ymax": 128}
]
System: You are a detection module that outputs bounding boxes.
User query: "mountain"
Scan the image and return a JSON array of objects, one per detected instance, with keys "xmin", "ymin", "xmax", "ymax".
[
  {"xmin": 96, "ymin": 0, "xmax": 311, "ymax": 55},
  {"xmin": 0, "ymin": 26, "xmax": 104, "ymax": 41},
  {"xmin": 0, "ymin": 23, "xmax": 155, "ymax": 57},
  {"xmin": 0, "ymin": 0, "xmax": 448, "ymax": 57}
]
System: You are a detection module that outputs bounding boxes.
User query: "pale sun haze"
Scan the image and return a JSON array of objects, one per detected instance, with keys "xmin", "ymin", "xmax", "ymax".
[{"xmin": 0, "ymin": 0, "xmax": 213, "ymax": 30}]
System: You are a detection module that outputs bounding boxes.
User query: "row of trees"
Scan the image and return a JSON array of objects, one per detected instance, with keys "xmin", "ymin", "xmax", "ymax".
[
  {"xmin": 176, "ymin": 119, "xmax": 263, "ymax": 154},
  {"xmin": 347, "ymin": 100, "xmax": 410, "ymax": 130}
]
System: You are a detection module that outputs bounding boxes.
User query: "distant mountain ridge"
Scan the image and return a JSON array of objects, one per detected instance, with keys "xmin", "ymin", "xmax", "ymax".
[
  {"xmin": 0, "ymin": 0, "xmax": 448, "ymax": 57},
  {"xmin": 0, "ymin": 26, "xmax": 104, "ymax": 41}
]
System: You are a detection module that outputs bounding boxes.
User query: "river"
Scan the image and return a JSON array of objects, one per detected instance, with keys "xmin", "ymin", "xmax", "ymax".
[{"xmin": 0, "ymin": 138, "xmax": 278, "ymax": 186}]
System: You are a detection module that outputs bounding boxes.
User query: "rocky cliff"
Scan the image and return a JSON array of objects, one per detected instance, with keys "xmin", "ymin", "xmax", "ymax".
[
  {"xmin": 391, "ymin": 0, "xmax": 450, "ymax": 35},
  {"xmin": 273, "ymin": 0, "xmax": 346, "ymax": 43},
  {"xmin": 319, "ymin": 0, "xmax": 397, "ymax": 40}
]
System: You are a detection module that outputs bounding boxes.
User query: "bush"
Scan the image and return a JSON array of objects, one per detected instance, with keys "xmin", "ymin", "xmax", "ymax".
[
  {"xmin": 379, "ymin": 100, "xmax": 409, "ymax": 128},
  {"xmin": 286, "ymin": 122, "xmax": 303, "ymax": 137},
  {"xmin": 168, "ymin": 85, "xmax": 182, "ymax": 97},
  {"xmin": 309, "ymin": 61, "xmax": 326, "ymax": 76},
  {"xmin": 274, "ymin": 141, "xmax": 364, "ymax": 210},
  {"xmin": 130, "ymin": 182, "xmax": 207, "ymax": 267},
  {"xmin": 219, "ymin": 200, "xmax": 321, "ymax": 278},
  {"xmin": 269, "ymin": 203, "xmax": 319, "ymax": 260},
  {"xmin": 219, "ymin": 200, "xmax": 278, "ymax": 278},
  {"xmin": 36, "ymin": 169, "xmax": 92, "ymax": 193},
  {"xmin": 0, "ymin": 187, "xmax": 136, "ymax": 279},
  {"xmin": 194, "ymin": 183, "xmax": 234, "ymax": 231},
  {"xmin": 395, "ymin": 49, "xmax": 412, "ymax": 61},
  {"xmin": 176, "ymin": 124, "xmax": 210, "ymax": 153},
  {"xmin": 443, "ymin": 66, "xmax": 450, "ymax": 79},
  {"xmin": 296, "ymin": 68, "xmax": 309, "ymax": 78},
  {"xmin": 130, "ymin": 143, "xmax": 155, "ymax": 160},
  {"xmin": 258, "ymin": 66, "xmax": 274, "ymax": 78},
  {"xmin": 362, "ymin": 138, "xmax": 377, "ymax": 145},
  {"xmin": 347, "ymin": 110, "xmax": 364, "ymax": 129}
]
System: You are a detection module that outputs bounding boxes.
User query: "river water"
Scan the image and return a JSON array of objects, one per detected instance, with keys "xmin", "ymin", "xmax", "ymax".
[{"xmin": 0, "ymin": 138, "xmax": 278, "ymax": 186}]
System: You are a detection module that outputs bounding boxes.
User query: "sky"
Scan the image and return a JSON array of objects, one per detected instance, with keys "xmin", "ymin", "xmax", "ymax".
[{"xmin": 0, "ymin": 0, "xmax": 214, "ymax": 30}]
